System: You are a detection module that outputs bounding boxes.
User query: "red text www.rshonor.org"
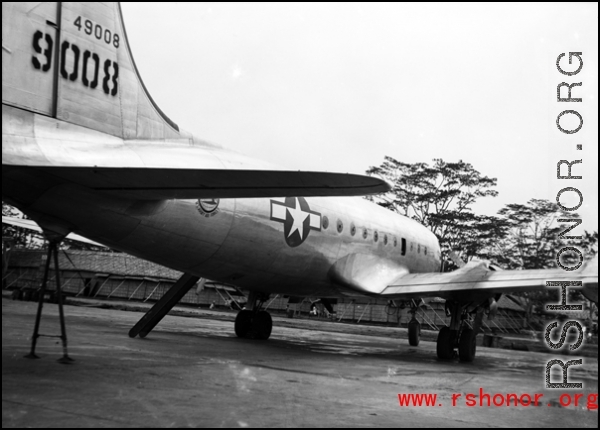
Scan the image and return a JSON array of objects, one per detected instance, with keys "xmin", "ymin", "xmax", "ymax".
[{"xmin": 398, "ymin": 389, "xmax": 598, "ymax": 410}]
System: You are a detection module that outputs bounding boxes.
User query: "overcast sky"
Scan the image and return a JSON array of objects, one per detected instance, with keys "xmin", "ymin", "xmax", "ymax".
[{"xmin": 121, "ymin": 2, "xmax": 598, "ymax": 230}]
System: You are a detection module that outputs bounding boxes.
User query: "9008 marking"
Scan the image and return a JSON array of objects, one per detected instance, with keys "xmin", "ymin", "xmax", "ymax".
[
  {"xmin": 32, "ymin": 30, "xmax": 53, "ymax": 72},
  {"xmin": 32, "ymin": 31, "xmax": 118, "ymax": 96}
]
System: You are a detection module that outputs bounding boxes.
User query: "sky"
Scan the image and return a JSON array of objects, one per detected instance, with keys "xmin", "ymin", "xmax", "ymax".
[{"xmin": 121, "ymin": 2, "xmax": 598, "ymax": 230}]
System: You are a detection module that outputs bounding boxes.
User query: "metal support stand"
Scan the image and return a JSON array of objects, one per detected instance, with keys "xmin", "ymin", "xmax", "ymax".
[
  {"xmin": 129, "ymin": 273, "xmax": 200, "ymax": 338},
  {"xmin": 25, "ymin": 242, "xmax": 74, "ymax": 364}
]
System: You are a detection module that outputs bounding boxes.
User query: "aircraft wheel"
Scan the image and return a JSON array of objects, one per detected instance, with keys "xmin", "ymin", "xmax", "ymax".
[
  {"xmin": 235, "ymin": 310, "xmax": 254, "ymax": 338},
  {"xmin": 458, "ymin": 328, "xmax": 477, "ymax": 362},
  {"xmin": 252, "ymin": 311, "xmax": 273, "ymax": 340},
  {"xmin": 436, "ymin": 326, "xmax": 454, "ymax": 360},
  {"xmin": 408, "ymin": 319, "xmax": 421, "ymax": 346}
]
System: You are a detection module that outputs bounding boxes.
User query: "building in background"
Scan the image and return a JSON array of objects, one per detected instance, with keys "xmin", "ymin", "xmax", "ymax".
[{"xmin": 3, "ymin": 248, "xmax": 574, "ymax": 334}]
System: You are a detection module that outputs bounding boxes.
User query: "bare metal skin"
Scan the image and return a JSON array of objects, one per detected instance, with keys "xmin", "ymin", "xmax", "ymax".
[{"xmin": 2, "ymin": 2, "xmax": 596, "ymax": 361}]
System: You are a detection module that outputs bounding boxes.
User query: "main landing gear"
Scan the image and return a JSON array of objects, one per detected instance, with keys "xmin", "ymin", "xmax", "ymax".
[
  {"xmin": 407, "ymin": 303, "xmax": 421, "ymax": 347},
  {"xmin": 235, "ymin": 292, "xmax": 273, "ymax": 340},
  {"xmin": 436, "ymin": 301, "xmax": 483, "ymax": 362}
]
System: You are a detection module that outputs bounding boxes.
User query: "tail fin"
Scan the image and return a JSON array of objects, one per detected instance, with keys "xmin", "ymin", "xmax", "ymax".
[{"xmin": 2, "ymin": 2, "xmax": 180, "ymax": 139}]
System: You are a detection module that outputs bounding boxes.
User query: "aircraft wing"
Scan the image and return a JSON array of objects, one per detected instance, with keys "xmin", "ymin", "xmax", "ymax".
[
  {"xmin": 5, "ymin": 166, "xmax": 390, "ymax": 200},
  {"xmin": 2, "ymin": 216, "xmax": 105, "ymax": 248},
  {"xmin": 380, "ymin": 258, "xmax": 598, "ymax": 304}
]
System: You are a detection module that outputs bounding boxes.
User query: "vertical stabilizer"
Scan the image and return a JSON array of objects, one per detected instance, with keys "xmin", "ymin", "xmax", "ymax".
[{"xmin": 2, "ymin": 2, "xmax": 180, "ymax": 139}]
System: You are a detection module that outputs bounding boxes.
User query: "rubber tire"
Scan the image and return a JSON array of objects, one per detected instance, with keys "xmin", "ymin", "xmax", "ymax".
[
  {"xmin": 408, "ymin": 319, "xmax": 421, "ymax": 346},
  {"xmin": 252, "ymin": 311, "xmax": 273, "ymax": 340},
  {"xmin": 235, "ymin": 310, "xmax": 254, "ymax": 338},
  {"xmin": 436, "ymin": 326, "xmax": 454, "ymax": 360},
  {"xmin": 458, "ymin": 328, "xmax": 477, "ymax": 362}
]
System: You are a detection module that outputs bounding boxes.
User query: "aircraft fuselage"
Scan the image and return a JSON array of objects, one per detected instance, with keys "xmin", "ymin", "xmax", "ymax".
[{"xmin": 2, "ymin": 105, "xmax": 441, "ymax": 298}]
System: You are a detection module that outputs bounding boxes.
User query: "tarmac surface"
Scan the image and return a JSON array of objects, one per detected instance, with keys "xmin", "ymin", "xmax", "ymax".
[{"xmin": 2, "ymin": 296, "xmax": 598, "ymax": 428}]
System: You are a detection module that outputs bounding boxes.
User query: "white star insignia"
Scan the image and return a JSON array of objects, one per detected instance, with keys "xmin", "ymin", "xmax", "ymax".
[
  {"xmin": 270, "ymin": 197, "xmax": 322, "ymax": 247},
  {"xmin": 286, "ymin": 199, "xmax": 310, "ymax": 239}
]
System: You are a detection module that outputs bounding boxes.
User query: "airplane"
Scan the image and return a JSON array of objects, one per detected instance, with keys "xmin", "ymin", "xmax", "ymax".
[{"xmin": 2, "ymin": 2, "xmax": 597, "ymax": 363}]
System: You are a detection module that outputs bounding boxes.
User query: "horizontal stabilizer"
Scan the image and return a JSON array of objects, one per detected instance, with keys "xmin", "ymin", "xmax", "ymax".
[{"xmin": 11, "ymin": 166, "xmax": 390, "ymax": 200}]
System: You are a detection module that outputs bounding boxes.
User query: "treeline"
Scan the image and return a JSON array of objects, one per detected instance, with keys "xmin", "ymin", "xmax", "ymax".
[
  {"xmin": 366, "ymin": 157, "xmax": 598, "ymax": 270},
  {"xmin": 367, "ymin": 157, "xmax": 598, "ymax": 319}
]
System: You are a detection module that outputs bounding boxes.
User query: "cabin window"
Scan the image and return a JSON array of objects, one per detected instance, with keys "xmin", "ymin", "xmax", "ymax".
[
  {"xmin": 393, "ymin": 237, "xmax": 398, "ymax": 247},
  {"xmin": 424, "ymin": 247, "xmax": 428, "ymax": 255},
  {"xmin": 322, "ymin": 216, "xmax": 329, "ymax": 230},
  {"xmin": 418, "ymin": 244, "xmax": 421, "ymax": 254},
  {"xmin": 350, "ymin": 224, "xmax": 356, "ymax": 236},
  {"xmin": 401, "ymin": 238, "xmax": 406, "ymax": 256},
  {"xmin": 363, "ymin": 229, "xmax": 368, "ymax": 239},
  {"xmin": 374, "ymin": 231, "xmax": 379, "ymax": 242},
  {"xmin": 384, "ymin": 234, "xmax": 388, "ymax": 245},
  {"xmin": 337, "ymin": 219, "xmax": 344, "ymax": 233}
]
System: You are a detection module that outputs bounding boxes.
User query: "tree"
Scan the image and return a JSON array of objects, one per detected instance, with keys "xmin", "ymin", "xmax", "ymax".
[
  {"xmin": 491, "ymin": 198, "xmax": 598, "ymax": 324},
  {"xmin": 2, "ymin": 202, "xmax": 110, "ymax": 252},
  {"xmin": 366, "ymin": 157, "xmax": 503, "ymax": 263},
  {"xmin": 2, "ymin": 202, "xmax": 43, "ymax": 248},
  {"xmin": 493, "ymin": 199, "xmax": 595, "ymax": 269}
]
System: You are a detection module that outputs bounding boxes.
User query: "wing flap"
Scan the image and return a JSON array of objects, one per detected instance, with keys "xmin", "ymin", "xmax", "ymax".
[{"xmin": 12, "ymin": 166, "xmax": 390, "ymax": 200}]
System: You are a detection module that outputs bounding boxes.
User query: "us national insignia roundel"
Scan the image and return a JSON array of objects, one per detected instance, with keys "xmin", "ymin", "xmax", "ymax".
[{"xmin": 270, "ymin": 197, "xmax": 321, "ymax": 247}]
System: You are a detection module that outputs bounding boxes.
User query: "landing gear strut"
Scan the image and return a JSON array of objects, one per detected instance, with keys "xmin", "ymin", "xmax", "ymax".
[
  {"xmin": 234, "ymin": 292, "xmax": 273, "ymax": 340},
  {"xmin": 436, "ymin": 301, "xmax": 482, "ymax": 362},
  {"xmin": 407, "ymin": 302, "xmax": 421, "ymax": 347}
]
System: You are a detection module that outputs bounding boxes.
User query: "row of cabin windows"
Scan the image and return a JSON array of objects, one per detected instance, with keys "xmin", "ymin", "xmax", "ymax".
[{"xmin": 322, "ymin": 216, "xmax": 428, "ymax": 256}]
